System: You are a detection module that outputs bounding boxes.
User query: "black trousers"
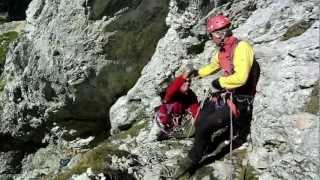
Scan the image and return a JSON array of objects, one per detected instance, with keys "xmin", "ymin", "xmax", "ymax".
[{"xmin": 188, "ymin": 97, "xmax": 252, "ymax": 164}]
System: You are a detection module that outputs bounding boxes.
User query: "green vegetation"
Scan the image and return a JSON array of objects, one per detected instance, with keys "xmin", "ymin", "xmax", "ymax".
[
  {"xmin": 40, "ymin": 1, "xmax": 169, "ymax": 179},
  {"xmin": 186, "ymin": 148, "xmax": 258, "ymax": 180},
  {"xmin": 120, "ymin": 120, "xmax": 147, "ymax": 137},
  {"xmin": 0, "ymin": 77, "xmax": 6, "ymax": 92},
  {"xmin": 105, "ymin": 108, "xmax": 147, "ymax": 145},
  {"xmin": 0, "ymin": 31, "xmax": 19, "ymax": 74},
  {"xmin": 0, "ymin": 70, "xmax": 7, "ymax": 111},
  {"xmin": 237, "ymin": 164, "xmax": 258, "ymax": 180},
  {"xmin": 0, "ymin": 16, "xmax": 8, "ymax": 24},
  {"xmin": 281, "ymin": 20, "xmax": 314, "ymax": 41},
  {"xmin": 51, "ymin": 141, "xmax": 130, "ymax": 180},
  {"xmin": 51, "ymin": 118, "xmax": 147, "ymax": 180},
  {"xmin": 305, "ymin": 81, "xmax": 319, "ymax": 114},
  {"xmin": 233, "ymin": 149, "xmax": 259, "ymax": 180}
]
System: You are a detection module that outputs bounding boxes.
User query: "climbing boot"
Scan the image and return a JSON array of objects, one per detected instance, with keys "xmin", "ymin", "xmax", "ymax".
[{"xmin": 174, "ymin": 157, "xmax": 196, "ymax": 179}]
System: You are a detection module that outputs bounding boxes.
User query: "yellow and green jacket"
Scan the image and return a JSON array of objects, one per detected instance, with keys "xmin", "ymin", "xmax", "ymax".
[{"xmin": 198, "ymin": 41, "xmax": 254, "ymax": 90}]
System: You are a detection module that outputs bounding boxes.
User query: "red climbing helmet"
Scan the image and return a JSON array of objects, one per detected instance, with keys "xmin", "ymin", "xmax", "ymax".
[{"xmin": 207, "ymin": 15, "xmax": 231, "ymax": 33}]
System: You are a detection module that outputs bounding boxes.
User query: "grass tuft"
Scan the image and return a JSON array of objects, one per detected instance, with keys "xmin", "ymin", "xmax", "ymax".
[{"xmin": 0, "ymin": 31, "xmax": 19, "ymax": 74}]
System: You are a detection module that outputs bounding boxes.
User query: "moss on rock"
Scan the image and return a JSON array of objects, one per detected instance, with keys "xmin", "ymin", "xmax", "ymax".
[
  {"xmin": 51, "ymin": 141, "xmax": 130, "ymax": 180},
  {"xmin": 305, "ymin": 81, "xmax": 319, "ymax": 114},
  {"xmin": 233, "ymin": 149, "xmax": 259, "ymax": 180},
  {"xmin": 237, "ymin": 164, "xmax": 258, "ymax": 180},
  {"xmin": 50, "ymin": 118, "xmax": 147, "ymax": 179},
  {"xmin": 0, "ymin": 31, "xmax": 19, "ymax": 74},
  {"xmin": 0, "ymin": 16, "xmax": 8, "ymax": 24},
  {"xmin": 281, "ymin": 20, "xmax": 314, "ymax": 41},
  {"xmin": 115, "ymin": 119, "xmax": 148, "ymax": 140},
  {"xmin": 194, "ymin": 148, "xmax": 258, "ymax": 180},
  {"xmin": 0, "ymin": 77, "xmax": 6, "ymax": 92}
]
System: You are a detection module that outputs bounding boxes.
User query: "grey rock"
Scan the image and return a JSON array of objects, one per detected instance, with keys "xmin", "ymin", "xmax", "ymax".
[
  {"xmin": 0, "ymin": 0, "xmax": 319, "ymax": 179},
  {"xmin": 1, "ymin": 0, "xmax": 111, "ymax": 142},
  {"xmin": 0, "ymin": 21, "xmax": 26, "ymax": 34},
  {"xmin": 0, "ymin": 0, "xmax": 168, "ymax": 177},
  {"xmin": 17, "ymin": 144, "xmax": 64, "ymax": 179},
  {"xmin": 109, "ymin": 96, "xmax": 146, "ymax": 135},
  {"xmin": 110, "ymin": 0, "xmax": 319, "ymax": 179}
]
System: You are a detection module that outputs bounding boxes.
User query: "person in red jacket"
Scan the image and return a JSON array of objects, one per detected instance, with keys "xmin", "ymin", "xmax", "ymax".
[{"xmin": 155, "ymin": 70, "xmax": 200, "ymax": 134}]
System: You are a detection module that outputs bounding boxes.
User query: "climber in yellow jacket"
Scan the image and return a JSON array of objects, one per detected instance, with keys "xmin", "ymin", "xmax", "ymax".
[
  {"xmin": 198, "ymin": 40, "xmax": 254, "ymax": 89},
  {"xmin": 174, "ymin": 14, "xmax": 260, "ymax": 179}
]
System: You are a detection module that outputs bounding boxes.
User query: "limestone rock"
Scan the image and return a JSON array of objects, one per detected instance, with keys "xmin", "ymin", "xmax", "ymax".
[
  {"xmin": 0, "ymin": 0, "xmax": 319, "ymax": 179},
  {"xmin": 110, "ymin": 0, "xmax": 319, "ymax": 179}
]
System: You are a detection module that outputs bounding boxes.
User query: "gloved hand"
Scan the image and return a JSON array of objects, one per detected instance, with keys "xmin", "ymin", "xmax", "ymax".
[{"xmin": 211, "ymin": 78, "xmax": 223, "ymax": 90}]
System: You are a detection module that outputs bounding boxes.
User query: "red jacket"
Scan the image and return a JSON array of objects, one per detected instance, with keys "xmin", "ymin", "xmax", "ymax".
[{"xmin": 158, "ymin": 76, "xmax": 200, "ymax": 125}]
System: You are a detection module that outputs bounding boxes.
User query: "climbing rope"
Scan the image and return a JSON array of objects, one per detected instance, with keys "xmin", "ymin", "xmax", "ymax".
[{"xmin": 229, "ymin": 92, "xmax": 234, "ymax": 180}]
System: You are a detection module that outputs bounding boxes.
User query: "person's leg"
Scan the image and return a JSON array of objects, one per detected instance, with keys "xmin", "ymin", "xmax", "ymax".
[
  {"xmin": 175, "ymin": 100, "xmax": 230, "ymax": 177},
  {"xmin": 188, "ymin": 104, "xmax": 230, "ymax": 164}
]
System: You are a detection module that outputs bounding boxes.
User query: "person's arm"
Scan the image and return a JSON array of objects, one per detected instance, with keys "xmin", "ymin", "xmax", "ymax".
[
  {"xmin": 218, "ymin": 41, "xmax": 254, "ymax": 89},
  {"xmin": 198, "ymin": 53, "xmax": 220, "ymax": 78},
  {"xmin": 164, "ymin": 76, "xmax": 186, "ymax": 103}
]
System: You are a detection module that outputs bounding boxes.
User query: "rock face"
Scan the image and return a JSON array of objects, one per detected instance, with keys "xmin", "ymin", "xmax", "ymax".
[
  {"xmin": 0, "ymin": 0, "xmax": 319, "ymax": 179},
  {"xmin": 233, "ymin": 1, "xmax": 319, "ymax": 179},
  {"xmin": 0, "ymin": 0, "xmax": 168, "ymax": 178},
  {"xmin": 109, "ymin": 0, "xmax": 319, "ymax": 179}
]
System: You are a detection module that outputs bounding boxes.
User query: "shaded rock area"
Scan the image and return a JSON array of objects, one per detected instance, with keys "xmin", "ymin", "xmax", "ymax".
[
  {"xmin": 0, "ymin": 0, "xmax": 168, "ymax": 179},
  {"xmin": 0, "ymin": 0, "xmax": 32, "ymax": 21}
]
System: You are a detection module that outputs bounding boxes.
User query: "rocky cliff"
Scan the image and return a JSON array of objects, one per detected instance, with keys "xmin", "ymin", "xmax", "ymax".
[
  {"xmin": 0, "ymin": 0, "xmax": 168, "ymax": 179},
  {"xmin": 0, "ymin": 0, "xmax": 319, "ymax": 179},
  {"xmin": 109, "ymin": 0, "xmax": 319, "ymax": 179}
]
